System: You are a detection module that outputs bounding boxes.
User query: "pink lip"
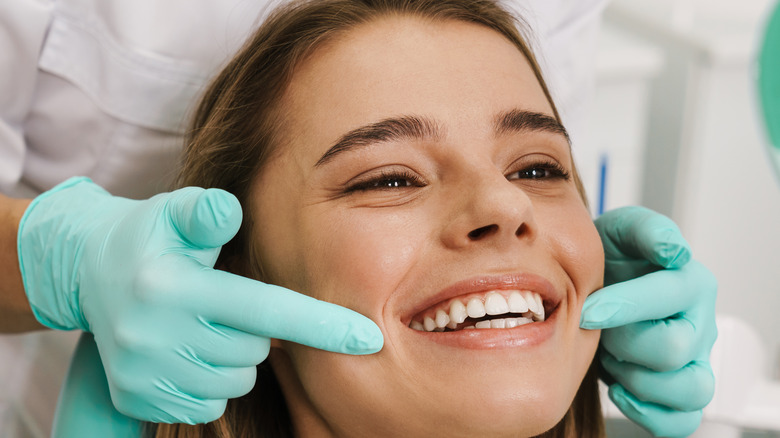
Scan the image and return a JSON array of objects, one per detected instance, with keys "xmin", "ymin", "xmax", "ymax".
[
  {"xmin": 400, "ymin": 273, "xmax": 564, "ymax": 350},
  {"xmin": 401, "ymin": 273, "xmax": 562, "ymax": 325}
]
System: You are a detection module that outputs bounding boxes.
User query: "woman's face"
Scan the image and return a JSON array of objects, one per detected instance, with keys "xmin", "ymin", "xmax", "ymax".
[{"xmin": 251, "ymin": 16, "xmax": 604, "ymax": 438}]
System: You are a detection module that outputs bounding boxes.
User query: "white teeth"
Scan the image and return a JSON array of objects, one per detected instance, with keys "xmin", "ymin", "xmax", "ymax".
[
  {"xmin": 490, "ymin": 318, "xmax": 506, "ymax": 329},
  {"xmin": 530, "ymin": 292, "xmax": 544, "ymax": 320},
  {"xmin": 522, "ymin": 291, "xmax": 543, "ymax": 316},
  {"xmin": 475, "ymin": 320, "xmax": 492, "ymax": 329},
  {"xmin": 410, "ymin": 291, "xmax": 548, "ymax": 332},
  {"xmin": 449, "ymin": 300, "xmax": 468, "ymax": 325},
  {"xmin": 508, "ymin": 291, "xmax": 529, "ymax": 313},
  {"xmin": 477, "ymin": 317, "xmax": 535, "ymax": 330},
  {"xmin": 435, "ymin": 309, "xmax": 450, "ymax": 328},
  {"xmin": 424, "ymin": 316, "xmax": 436, "ymax": 332},
  {"xmin": 484, "ymin": 292, "xmax": 509, "ymax": 315},
  {"xmin": 466, "ymin": 297, "xmax": 486, "ymax": 318}
]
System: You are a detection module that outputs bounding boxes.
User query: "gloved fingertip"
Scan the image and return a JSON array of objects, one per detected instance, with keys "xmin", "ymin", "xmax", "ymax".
[
  {"xmin": 659, "ymin": 242, "xmax": 692, "ymax": 269},
  {"xmin": 198, "ymin": 189, "xmax": 242, "ymax": 234},
  {"xmin": 175, "ymin": 188, "xmax": 242, "ymax": 249},
  {"xmin": 650, "ymin": 227, "xmax": 691, "ymax": 269},
  {"xmin": 579, "ymin": 299, "xmax": 626, "ymax": 330},
  {"xmin": 343, "ymin": 319, "xmax": 384, "ymax": 354}
]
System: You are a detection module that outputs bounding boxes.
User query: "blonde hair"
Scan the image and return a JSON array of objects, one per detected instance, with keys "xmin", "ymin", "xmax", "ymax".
[{"xmin": 162, "ymin": 1, "xmax": 602, "ymax": 437}]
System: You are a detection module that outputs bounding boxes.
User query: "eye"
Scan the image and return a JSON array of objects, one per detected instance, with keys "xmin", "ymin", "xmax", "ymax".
[
  {"xmin": 345, "ymin": 169, "xmax": 426, "ymax": 192},
  {"xmin": 507, "ymin": 160, "xmax": 570, "ymax": 181}
]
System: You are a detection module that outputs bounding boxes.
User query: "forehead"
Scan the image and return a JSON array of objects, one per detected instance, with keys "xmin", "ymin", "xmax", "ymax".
[{"xmin": 279, "ymin": 15, "xmax": 555, "ymax": 156}]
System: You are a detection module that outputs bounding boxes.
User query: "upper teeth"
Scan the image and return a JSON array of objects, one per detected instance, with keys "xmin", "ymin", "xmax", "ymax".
[{"xmin": 410, "ymin": 290, "xmax": 546, "ymax": 332}]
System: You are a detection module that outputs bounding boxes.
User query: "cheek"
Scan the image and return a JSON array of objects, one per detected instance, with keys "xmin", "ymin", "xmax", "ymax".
[
  {"xmin": 543, "ymin": 199, "xmax": 605, "ymax": 295},
  {"xmin": 296, "ymin": 208, "xmax": 425, "ymax": 316}
]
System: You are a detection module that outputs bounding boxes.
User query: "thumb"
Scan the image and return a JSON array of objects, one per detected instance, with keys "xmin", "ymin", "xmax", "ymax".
[{"xmin": 166, "ymin": 187, "xmax": 243, "ymax": 249}]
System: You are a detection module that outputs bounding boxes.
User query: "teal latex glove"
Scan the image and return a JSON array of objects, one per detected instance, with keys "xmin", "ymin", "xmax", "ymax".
[
  {"xmin": 18, "ymin": 177, "xmax": 383, "ymax": 424},
  {"xmin": 52, "ymin": 333, "xmax": 143, "ymax": 437},
  {"xmin": 582, "ymin": 206, "xmax": 717, "ymax": 438}
]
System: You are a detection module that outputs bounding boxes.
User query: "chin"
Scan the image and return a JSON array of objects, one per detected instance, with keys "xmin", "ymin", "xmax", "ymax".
[{"xmin": 435, "ymin": 373, "xmax": 579, "ymax": 437}]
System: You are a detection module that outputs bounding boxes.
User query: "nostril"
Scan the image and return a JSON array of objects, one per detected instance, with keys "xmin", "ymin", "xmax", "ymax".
[
  {"xmin": 468, "ymin": 224, "xmax": 498, "ymax": 240},
  {"xmin": 515, "ymin": 223, "xmax": 528, "ymax": 237}
]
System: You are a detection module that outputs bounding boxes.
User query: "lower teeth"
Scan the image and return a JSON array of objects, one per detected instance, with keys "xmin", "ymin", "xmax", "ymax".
[
  {"xmin": 432, "ymin": 316, "xmax": 537, "ymax": 331},
  {"xmin": 411, "ymin": 311, "xmax": 545, "ymax": 332},
  {"xmin": 473, "ymin": 316, "xmax": 534, "ymax": 329}
]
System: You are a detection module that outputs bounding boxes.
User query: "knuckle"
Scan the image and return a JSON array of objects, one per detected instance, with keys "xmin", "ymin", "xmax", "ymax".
[
  {"xmin": 108, "ymin": 369, "xmax": 140, "ymax": 400},
  {"xmin": 112, "ymin": 321, "xmax": 146, "ymax": 352},
  {"xmin": 133, "ymin": 259, "xmax": 185, "ymax": 306},
  {"xmin": 132, "ymin": 263, "xmax": 167, "ymax": 304},
  {"xmin": 198, "ymin": 399, "xmax": 228, "ymax": 423},
  {"xmin": 654, "ymin": 411, "xmax": 703, "ymax": 438},
  {"xmin": 685, "ymin": 363, "xmax": 716, "ymax": 410},
  {"xmin": 245, "ymin": 337, "xmax": 272, "ymax": 363},
  {"xmin": 690, "ymin": 261, "xmax": 718, "ymax": 298},
  {"xmin": 111, "ymin": 398, "xmax": 146, "ymax": 421},
  {"xmin": 703, "ymin": 271, "xmax": 718, "ymax": 298},
  {"xmin": 233, "ymin": 367, "xmax": 258, "ymax": 397},
  {"xmin": 114, "ymin": 327, "xmax": 139, "ymax": 351},
  {"xmin": 654, "ymin": 333, "xmax": 693, "ymax": 372}
]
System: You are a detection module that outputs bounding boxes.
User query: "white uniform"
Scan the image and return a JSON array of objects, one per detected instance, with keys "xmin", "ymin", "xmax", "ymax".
[{"xmin": 0, "ymin": 0, "xmax": 605, "ymax": 435}]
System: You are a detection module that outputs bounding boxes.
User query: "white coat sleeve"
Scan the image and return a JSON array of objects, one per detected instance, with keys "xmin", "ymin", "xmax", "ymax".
[{"xmin": 0, "ymin": 1, "xmax": 54, "ymax": 195}]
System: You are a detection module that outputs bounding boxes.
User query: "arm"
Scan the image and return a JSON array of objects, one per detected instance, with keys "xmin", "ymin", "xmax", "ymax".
[
  {"xmin": 0, "ymin": 1, "xmax": 53, "ymax": 332},
  {"xmin": 0, "ymin": 193, "xmax": 39, "ymax": 332},
  {"xmin": 2, "ymin": 1, "xmax": 380, "ymax": 425},
  {"xmin": 19, "ymin": 178, "xmax": 383, "ymax": 423}
]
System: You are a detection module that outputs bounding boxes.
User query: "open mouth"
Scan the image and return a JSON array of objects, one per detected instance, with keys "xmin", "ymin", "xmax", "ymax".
[{"xmin": 409, "ymin": 290, "xmax": 556, "ymax": 332}]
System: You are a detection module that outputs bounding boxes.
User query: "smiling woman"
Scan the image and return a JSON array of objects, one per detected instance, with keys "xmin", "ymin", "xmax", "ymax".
[{"xmin": 159, "ymin": 0, "xmax": 605, "ymax": 437}]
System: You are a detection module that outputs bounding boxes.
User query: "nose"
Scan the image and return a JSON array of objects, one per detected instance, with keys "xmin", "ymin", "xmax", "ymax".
[{"xmin": 440, "ymin": 170, "xmax": 537, "ymax": 249}]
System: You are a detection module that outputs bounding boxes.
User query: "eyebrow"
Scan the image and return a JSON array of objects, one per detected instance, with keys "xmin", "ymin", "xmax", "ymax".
[
  {"xmin": 315, "ymin": 115, "xmax": 442, "ymax": 167},
  {"xmin": 314, "ymin": 109, "xmax": 568, "ymax": 167},
  {"xmin": 493, "ymin": 108, "xmax": 570, "ymax": 143}
]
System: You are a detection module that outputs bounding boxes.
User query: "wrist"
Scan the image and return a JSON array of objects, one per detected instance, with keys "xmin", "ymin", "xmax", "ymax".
[
  {"xmin": 17, "ymin": 177, "xmax": 113, "ymax": 330},
  {"xmin": 0, "ymin": 192, "xmax": 37, "ymax": 331}
]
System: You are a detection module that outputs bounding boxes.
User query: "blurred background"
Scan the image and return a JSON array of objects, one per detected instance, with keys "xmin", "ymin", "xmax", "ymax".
[{"xmin": 573, "ymin": 0, "xmax": 780, "ymax": 436}]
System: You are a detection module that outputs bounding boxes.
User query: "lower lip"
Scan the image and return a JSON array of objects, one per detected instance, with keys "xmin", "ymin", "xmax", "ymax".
[{"xmin": 407, "ymin": 306, "xmax": 559, "ymax": 350}]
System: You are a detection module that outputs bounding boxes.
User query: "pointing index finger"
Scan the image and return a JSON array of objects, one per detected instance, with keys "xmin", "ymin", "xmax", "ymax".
[
  {"xmin": 580, "ymin": 261, "xmax": 713, "ymax": 330},
  {"xmin": 197, "ymin": 270, "xmax": 383, "ymax": 354}
]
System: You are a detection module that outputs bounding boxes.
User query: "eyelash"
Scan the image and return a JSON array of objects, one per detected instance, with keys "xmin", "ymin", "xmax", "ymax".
[
  {"xmin": 346, "ymin": 169, "xmax": 426, "ymax": 192},
  {"xmin": 508, "ymin": 160, "xmax": 570, "ymax": 181},
  {"xmin": 345, "ymin": 160, "xmax": 570, "ymax": 193}
]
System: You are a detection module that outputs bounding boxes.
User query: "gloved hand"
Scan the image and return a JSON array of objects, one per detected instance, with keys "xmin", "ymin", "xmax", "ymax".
[
  {"xmin": 18, "ymin": 177, "xmax": 383, "ymax": 424},
  {"xmin": 582, "ymin": 206, "xmax": 717, "ymax": 438}
]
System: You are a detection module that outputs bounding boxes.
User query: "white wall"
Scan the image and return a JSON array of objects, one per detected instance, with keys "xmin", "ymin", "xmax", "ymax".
[
  {"xmin": 595, "ymin": 0, "xmax": 780, "ymax": 434},
  {"xmin": 603, "ymin": 0, "xmax": 780, "ymax": 371}
]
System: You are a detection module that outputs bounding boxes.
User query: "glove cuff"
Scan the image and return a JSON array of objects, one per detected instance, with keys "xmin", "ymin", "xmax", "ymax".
[{"xmin": 17, "ymin": 177, "xmax": 106, "ymax": 330}]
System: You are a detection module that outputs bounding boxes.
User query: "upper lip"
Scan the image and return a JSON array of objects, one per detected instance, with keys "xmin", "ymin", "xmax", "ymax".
[{"xmin": 401, "ymin": 273, "xmax": 563, "ymax": 325}]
